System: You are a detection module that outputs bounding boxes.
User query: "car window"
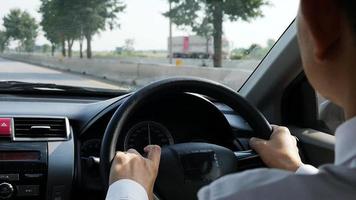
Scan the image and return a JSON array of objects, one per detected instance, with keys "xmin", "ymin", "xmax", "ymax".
[
  {"xmin": 0, "ymin": 0, "xmax": 299, "ymax": 92},
  {"xmin": 317, "ymin": 93, "xmax": 345, "ymax": 134}
]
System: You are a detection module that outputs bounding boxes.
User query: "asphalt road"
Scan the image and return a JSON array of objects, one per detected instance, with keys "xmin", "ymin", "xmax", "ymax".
[{"xmin": 0, "ymin": 57, "xmax": 121, "ymax": 90}]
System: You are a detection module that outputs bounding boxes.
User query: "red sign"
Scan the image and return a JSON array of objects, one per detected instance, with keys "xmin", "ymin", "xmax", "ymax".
[{"xmin": 0, "ymin": 118, "xmax": 12, "ymax": 137}]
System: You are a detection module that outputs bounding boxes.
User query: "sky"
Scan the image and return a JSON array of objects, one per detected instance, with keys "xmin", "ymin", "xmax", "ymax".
[{"xmin": 0, "ymin": 0, "xmax": 299, "ymax": 51}]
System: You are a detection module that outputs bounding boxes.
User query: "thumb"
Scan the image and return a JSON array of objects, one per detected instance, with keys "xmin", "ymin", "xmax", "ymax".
[
  {"xmin": 144, "ymin": 145, "xmax": 161, "ymax": 166},
  {"xmin": 249, "ymin": 137, "xmax": 268, "ymax": 153}
]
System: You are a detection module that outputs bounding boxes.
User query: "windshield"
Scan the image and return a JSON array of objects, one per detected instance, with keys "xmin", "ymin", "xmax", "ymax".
[{"xmin": 0, "ymin": 0, "xmax": 298, "ymax": 92}]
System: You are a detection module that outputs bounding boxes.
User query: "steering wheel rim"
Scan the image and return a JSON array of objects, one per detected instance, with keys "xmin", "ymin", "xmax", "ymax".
[{"xmin": 100, "ymin": 77, "xmax": 272, "ymax": 192}]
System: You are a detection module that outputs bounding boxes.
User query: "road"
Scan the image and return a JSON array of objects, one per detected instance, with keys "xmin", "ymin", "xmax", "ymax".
[{"xmin": 0, "ymin": 57, "xmax": 121, "ymax": 90}]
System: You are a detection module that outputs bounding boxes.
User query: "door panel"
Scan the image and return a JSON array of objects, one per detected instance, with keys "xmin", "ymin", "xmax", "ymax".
[{"xmin": 289, "ymin": 126, "xmax": 335, "ymax": 166}]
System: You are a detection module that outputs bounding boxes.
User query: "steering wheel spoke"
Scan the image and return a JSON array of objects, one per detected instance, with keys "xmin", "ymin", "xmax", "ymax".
[{"xmin": 235, "ymin": 150, "xmax": 266, "ymax": 170}]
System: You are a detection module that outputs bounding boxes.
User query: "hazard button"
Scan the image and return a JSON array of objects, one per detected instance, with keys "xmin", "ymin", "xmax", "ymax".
[{"xmin": 0, "ymin": 118, "xmax": 12, "ymax": 137}]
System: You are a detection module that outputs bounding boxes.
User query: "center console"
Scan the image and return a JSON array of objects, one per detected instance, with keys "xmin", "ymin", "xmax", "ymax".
[
  {"xmin": 0, "ymin": 117, "xmax": 74, "ymax": 200},
  {"xmin": 0, "ymin": 143, "xmax": 47, "ymax": 199}
]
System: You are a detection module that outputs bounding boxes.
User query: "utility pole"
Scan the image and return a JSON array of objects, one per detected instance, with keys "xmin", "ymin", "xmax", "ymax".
[{"xmin": 169, "ymin": 0, "xmax": 173, "ymax": 64}]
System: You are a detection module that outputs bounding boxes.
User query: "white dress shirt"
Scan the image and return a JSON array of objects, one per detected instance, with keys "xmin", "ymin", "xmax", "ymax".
[
  {"xmin": 106, "ymin": 179, "xmax": 149, "ymax": 200},
  {"xmin": 106, "ymin": 117, "xmax": 356, "ymax": 200}
]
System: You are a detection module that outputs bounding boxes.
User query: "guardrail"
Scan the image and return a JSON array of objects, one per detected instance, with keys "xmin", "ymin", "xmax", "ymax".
[{"xmin": 0, "ymin": 53, "xmax": 257, "ymax": 89}]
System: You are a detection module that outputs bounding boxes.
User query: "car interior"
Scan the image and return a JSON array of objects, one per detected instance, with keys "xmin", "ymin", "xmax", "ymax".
[{"xmin": 0, "ymin": 19, "xmax": 339, "ymax": 200}]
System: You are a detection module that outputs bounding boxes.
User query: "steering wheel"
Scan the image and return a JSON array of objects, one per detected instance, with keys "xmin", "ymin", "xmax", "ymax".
[{"xmin": 100, "ymin": 77, "xmax": 272, "ymax": 200}]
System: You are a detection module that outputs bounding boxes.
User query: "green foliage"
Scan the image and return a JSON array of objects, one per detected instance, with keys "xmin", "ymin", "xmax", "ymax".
[
  {"xmin": 77, "ymin": 0, "xmax": 126, "ymax": 58},
  {"xmin": 3, "ymin": 9, "xmax": 38, "ymax": 52},
  {"xmin": 23, "ymin": 39, "xmax": 36, "ymax": 52},
  {"xmin": 42, "ymin": 44, "xmax": 51, "ymax": 53},
  {"xmin": 165, "ymin": 1, "xmax": 212, "ymax": 37},
  {"xmin": 230, "ymin": 48, "xmax": 248, "ymax": 60},
  {"xmin": 193, "ymin": 16, "xmax": 214, "ymax": 39},
  {"xmin": 40, "ymin": 0, "xmax": 66, "ymax": 45},
  {"xmin": 165, "ymin": 0, "xmax": 269, "ymax": 67},
  {"xmin": 0, "ymin": 31, "xmax": 8, "ymax": 52},
  {"xmin": 39, "ymin": 0, "xmax": 126, "ymax": 58},
  {"xmin": 40, "ymin": 0, "xmax": 85, "ymax": 57},
  {"xmin": 75, "ymin": 0, "xmax": 126, "ymax": 36},
  {"xmin": 267, "ymin": 39, "xmax": 275, "ymax": 49},
  {"xmin": 222, "ymin": 0, "xmax": 269, "ymax": 21},
  {"xmin": 230, "ymin": 39, "xmax": 276, "ymax": 60}
]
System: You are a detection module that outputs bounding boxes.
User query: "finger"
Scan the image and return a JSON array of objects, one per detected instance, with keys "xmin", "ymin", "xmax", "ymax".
[
  {"xmin": 127, "ymin": 148, "xmax": 141, "ymax": 156},
  {"xmin": 270, "ymin": 125, "xmax": 290, "ymax": 139},
  {"xmin": 114, "ymin": 151, "xmax": 127, "ymax": 160},
  {"xmin": 112, "ymin": 151, "xmax": 127, "ymax": 166},
  {"xmin": 249, "ymin": 137, "xmax": 268, "ymax": 152},
  {"xmin": 271, "ymin": 125, "xmax": 279, "ymax": 132},
  {"xmin": 144, "ymin": 145, "xmax": 161, "ymax": 165},
  {"xmin": 270, "ymin": 125, "xmax": 282, "ymax": 139},
  {"xmin": 271, "ymin": 125, "xmax": 279, "ymax": 128}
]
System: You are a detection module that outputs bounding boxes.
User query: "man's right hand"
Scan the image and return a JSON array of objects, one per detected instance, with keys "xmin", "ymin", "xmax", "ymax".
[
  {"xmin": 109, "ymin": 145, "xmax": 161, "ymax": 200},
  {"xmin": 249, "ymin": 125, "xmax": 304, "ymax": 172}
]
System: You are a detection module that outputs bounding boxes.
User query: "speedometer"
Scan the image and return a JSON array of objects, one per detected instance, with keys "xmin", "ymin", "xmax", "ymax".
[{"xmin": 124, "ymin": 121, "xmax": 174, "ymax": 152}]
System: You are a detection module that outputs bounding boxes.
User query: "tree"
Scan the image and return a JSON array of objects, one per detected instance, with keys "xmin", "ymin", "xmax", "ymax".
[
  {"xmin": 40, "ymin": 0, "xmax": 82, "ymax": 58},
  {"xmin": 267, "ymin": 39, "xmax": 275, "ymax": 49},
  {"xmin": 164, "ymin": 2, "xmax": 213, "ymax": 56},
  {"xmin": 40, "ymin": 0, "xmax": 125, "ymax": 58},
  {"xmin": 3, "ymin": 9, "xmax": 38, "ymax": 52},
  {"xmin": 123, "ymin": 38, "xmax": 135, "ymax": 53},
  {"xmin": 40, "ymin": 0, "xmax": 62, "ymax": 56},
  {"xmin": 0, "ymin": 31, "xmax": 9, "ymax": 53},
  {"xmin": 193, "ymin": 17, "xmax": 214, "ymax": 56},
  {"xmin": 74, "ymin": 0, "xmax": 126, "ymax": 58},
  {"xmin": 246, "ymin": 43, "xmax": 264, "ymax": 59},
  {"xmin": 3, "ymin": 9, "xmax": 23, "ymax": 44},
  {"xmin": 165, "ymin": 0, "xmax": 268, "ymax": 67},
  {"xmin": 230, "ymin": 39, "xmax": 276, "ymax": 60},
  {"xmin": 42, "ymin": 44, "xmax": 51, "ymax": 53},
  {"xmin": 23, "ymin": 38, "xmax": 36, "ymax": 52},
  {"xmin": 230, "ymin": 47, "xmax": 248, "ymax": 60}
]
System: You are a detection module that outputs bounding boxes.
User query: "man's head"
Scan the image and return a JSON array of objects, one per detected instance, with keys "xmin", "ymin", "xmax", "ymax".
[{"xmin": 297, "ymin": 0, "xmax": 356, "ymax": 118}]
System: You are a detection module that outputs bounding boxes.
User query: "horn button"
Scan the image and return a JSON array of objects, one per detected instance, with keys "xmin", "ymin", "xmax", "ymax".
[
  {"xmin": 180, "ymin": 150, "xmax": 220, "ymax": 182},
  {"xmin": 156, "ymin": 143, "xmax": 237, "ymax": 200}
]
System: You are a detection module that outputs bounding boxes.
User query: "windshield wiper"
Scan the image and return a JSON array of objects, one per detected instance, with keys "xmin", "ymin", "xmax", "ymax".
[{"xmin": 0, "ymin": 81, "xmax": 127, "ymax": 96}]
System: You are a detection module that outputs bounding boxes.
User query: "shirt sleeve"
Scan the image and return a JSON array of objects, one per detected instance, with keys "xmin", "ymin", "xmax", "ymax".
[
  {"xmin": 105, "ymin": 179, "xmax": 149, "ymax": 200},
  {"xmin": 295, "ymin": 164, "xmax": 319, "ymax": 175},
  {"xmin": 197, "ymin": 168, "xmax": 293, "ymax": 200},
  {"xmin": 197, "ymin": 165, "xmax": 320, "ymax": 200}
]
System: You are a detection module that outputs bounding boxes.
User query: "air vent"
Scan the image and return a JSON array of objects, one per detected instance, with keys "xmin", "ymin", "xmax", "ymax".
[{"xmin": 13, "ymin": 117, "xmax": 69, "ymax": 141}]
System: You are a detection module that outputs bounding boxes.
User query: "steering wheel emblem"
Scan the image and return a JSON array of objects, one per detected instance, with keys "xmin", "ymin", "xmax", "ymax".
[{"xmin": 180, "ymin": 150, "xmax": 221, "ymax": 182}]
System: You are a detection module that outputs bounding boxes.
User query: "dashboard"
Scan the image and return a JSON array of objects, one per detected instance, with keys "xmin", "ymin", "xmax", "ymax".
[
  {"xmin": 80, "ymin": 93, "xmax": 240, "ymax": 154},
  {"xmin": 0, "ymin": 93, "xmax": 253, "ymax": 200}
]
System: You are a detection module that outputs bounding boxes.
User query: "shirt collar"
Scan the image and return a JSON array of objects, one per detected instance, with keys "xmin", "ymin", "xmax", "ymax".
[{"xmin": 335, "ymin": 116, "xmax": 356, "ymax": 166}]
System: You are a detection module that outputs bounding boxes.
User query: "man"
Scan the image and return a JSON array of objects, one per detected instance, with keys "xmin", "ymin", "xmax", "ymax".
[{"xmin": 106, "ymin": 0, "xmax": 356, "ymax": 199}]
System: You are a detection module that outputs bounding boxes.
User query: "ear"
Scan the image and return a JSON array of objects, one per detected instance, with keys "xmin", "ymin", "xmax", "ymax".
[{"xmin": 300, "ymin": 0, "xmax": 342, "ymax": 61}]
